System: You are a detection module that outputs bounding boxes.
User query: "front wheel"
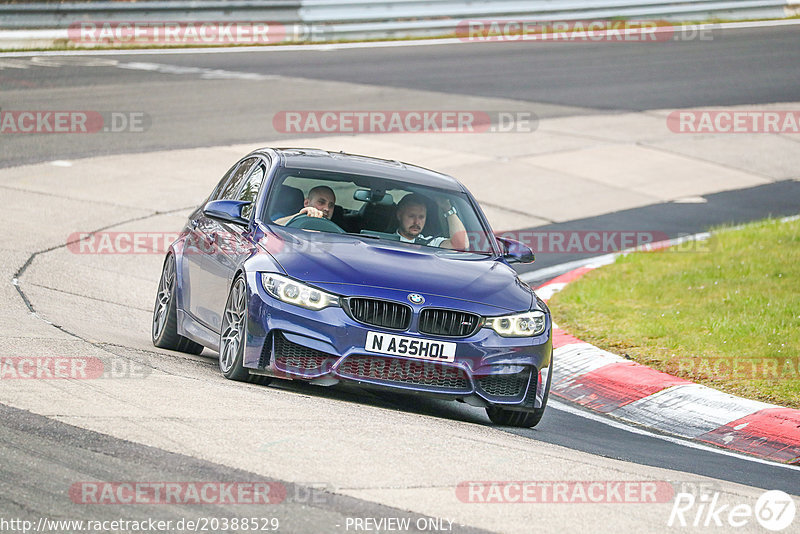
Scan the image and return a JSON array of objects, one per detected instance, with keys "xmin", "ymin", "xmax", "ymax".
[
  {"xmin": 219, "ymin": 274, "xmax": 271, "ymax": 386},
  {"xmin": 486, "ymin": 406, "xmax": 545, "ymax": 428},
  {"xmin": 152, "ymin": 254, "xmax": 204, "ymax": 355}
]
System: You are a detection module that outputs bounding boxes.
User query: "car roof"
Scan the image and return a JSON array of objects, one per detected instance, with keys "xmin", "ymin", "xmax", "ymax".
[{"xmin": 253, "ymin": 147, "xmax": 466, "ymax": 192}]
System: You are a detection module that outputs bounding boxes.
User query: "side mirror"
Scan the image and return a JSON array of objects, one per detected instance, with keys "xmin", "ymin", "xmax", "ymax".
[
  {"xmin": 203, "ymin": 200, "xmax": 250, "ymax": 226},
  {"xmin": 496, "ymin": 236, "xmax": 535, "ymax": 264}
]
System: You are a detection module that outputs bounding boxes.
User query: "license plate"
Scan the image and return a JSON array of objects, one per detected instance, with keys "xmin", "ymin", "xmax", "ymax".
[{"xmin": 365, "ymin": 332, "xmax": 456, "ymax": 362}]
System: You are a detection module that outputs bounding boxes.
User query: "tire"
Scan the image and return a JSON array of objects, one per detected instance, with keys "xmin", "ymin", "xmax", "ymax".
[
  {"xmin": 486, "ymin": 359, "xmax": 552, "ymax": 428},
  {"xmin": 152, "ymin": 254, "xmax": 204, "ymax": 355},
  {"xmin": 218, "ymin": 274, "xmax": 271, "ymax": 386}
]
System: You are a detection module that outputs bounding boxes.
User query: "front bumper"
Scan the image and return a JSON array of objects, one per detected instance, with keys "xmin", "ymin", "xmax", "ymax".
[{"xmin": 242, "ymin": 272, "xmax": 552, "ymax": 410}]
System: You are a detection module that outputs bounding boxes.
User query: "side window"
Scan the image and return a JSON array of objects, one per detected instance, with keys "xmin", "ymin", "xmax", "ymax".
[
  {"xmin": 238, "ymin": 164, "xmax": 266, "ymax": 219},
  {"xmin": 219, "ymin": 157, "xmax": 259, "ymax": 200},
  {"xmin": 209, "ymin": 162, "xmax": 239, "ymax": 201}
]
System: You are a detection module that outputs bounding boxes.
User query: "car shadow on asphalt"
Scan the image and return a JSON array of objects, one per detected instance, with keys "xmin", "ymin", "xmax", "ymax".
[{"xmin": 260, "ymin": 375, "xmax": 491, "ymax": 427}]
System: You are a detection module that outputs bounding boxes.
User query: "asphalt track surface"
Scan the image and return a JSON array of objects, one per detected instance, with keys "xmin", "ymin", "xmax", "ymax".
[
  {"xmin": 2, "ymin": 25, "xmax": 800, "ymax": 168},
  {"xmin": 120, "ymin": 27, "xmax": 800, "ymax": 110},
  {"xmin": 1, "ymin": 403, "xmax": 492, "ymax": 534},
  {"xmin": 2, "ymin": 25, "xmax": 800, "ymax": 532}
]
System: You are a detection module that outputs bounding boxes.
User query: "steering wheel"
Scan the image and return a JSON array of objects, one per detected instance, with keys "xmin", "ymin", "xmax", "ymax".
[{"xmin": 285, "ymin": 214, "xmax": 345, "ymax": 234}]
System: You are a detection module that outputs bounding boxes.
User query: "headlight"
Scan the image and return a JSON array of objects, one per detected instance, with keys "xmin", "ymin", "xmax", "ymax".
[
  {"xmin": 485, "ymin": 311, "xmax": 546, "ymax": 337},
  {"xmin": 261, "ymin": 273, "xmax": 339, "ymax": 310}
]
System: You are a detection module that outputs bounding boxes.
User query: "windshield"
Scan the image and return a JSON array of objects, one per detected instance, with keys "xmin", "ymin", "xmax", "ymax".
[{"xmin": 262, "ymin": 168, "xmax": 496, "ymax": 254}]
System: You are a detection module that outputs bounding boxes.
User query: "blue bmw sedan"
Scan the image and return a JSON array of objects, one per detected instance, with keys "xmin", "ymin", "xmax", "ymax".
[{"xmin": 152, "ymin": 148, "xmax": 552, "ymax": 427}]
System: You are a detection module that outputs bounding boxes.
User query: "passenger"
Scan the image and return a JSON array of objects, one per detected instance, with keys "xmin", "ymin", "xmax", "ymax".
[{"xmin": 394, "ymin": 193, "xmax": 467, "ymax": 249}]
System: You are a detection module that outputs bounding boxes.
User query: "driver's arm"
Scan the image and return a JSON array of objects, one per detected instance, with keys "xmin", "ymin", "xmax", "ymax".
[{"xmin": 274, "ymin": 206, "xmax": 324, "ymax": 225}]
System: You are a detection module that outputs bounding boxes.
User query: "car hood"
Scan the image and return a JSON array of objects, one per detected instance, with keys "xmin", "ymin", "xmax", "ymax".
[{"xmin": 259, "ymin": 227, "xmax": 533, "ymax": 313}]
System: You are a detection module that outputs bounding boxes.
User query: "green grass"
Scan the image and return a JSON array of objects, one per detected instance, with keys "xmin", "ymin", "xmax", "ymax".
[{"xmin": 549, "ymin": 217, "xmax": 800, "ymax": 409}]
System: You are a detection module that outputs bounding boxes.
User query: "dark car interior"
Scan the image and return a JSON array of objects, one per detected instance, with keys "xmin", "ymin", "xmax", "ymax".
[
  {"xmin": 267, "ymin": 180, "xmax": 444, "ymax": 238},
  {"xmin": 271, "ymin": 185, "xmax": 304, "ymax": 220}
]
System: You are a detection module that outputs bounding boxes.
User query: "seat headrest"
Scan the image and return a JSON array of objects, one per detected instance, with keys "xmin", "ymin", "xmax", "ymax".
[{"xmin": 271, "ymin": 185, "xmax": 305, "ymax": 220}]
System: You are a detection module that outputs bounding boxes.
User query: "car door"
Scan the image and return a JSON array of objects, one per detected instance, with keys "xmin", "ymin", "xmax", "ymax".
[
  {"xmin": 187, "ymin": 157, "xmax": 260, "ymax": 329},
  {"xmin": 182, "ymin": 161, "xmax": 238, "ymax": 324},
  {"xmin": 203, "ymin": 158, "xmax": 267, "ymax": 332}
]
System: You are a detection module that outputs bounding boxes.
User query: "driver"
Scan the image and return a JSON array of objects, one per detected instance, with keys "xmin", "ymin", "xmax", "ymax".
[
  {"xmin": 394, "ymin": 193, "xmax": 467, "ymax": 249},
  {"xmin": 274, "ymin": 185, "xmax": 336, "ymax": 225}
]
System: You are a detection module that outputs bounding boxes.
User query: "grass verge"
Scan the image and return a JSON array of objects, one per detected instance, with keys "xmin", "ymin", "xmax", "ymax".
[{"xmin": 548, "ymin": 217, "xmax": 800, "ymax": 409}]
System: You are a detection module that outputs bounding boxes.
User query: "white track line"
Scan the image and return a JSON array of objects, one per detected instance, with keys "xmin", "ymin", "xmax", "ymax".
[
  {"xmin": 549, "ymin": 399, "xmax": 800, "ymax": 471},
  {"xmin": 2, "ymin": 18, "xmax": 800, "ymax": 57},
  {"xmin": 520, "ymin": 254, "xmax": 616, "ymax": 284}
]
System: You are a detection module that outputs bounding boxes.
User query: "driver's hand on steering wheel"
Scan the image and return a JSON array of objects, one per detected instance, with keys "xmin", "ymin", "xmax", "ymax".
[{"xmin": 298, "ymin": 206, "xmax": 324, "ymax": 218}]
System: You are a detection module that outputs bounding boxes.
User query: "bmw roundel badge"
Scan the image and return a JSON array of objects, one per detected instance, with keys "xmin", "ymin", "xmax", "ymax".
[{"xmin": 407, "ymin": 293, "xmax": 425, "ymax": 304}]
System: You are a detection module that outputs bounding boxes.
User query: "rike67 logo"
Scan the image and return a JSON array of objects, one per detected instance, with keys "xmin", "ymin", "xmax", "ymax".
[{"xmin": 668, "ymin": 490, "xmax": 796, "ymax": 531}]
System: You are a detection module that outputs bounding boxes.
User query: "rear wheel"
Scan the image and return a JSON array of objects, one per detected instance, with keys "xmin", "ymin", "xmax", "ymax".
[
  {"xmin": 219, "ymin": 274, "xmax": 271, "ymax": 386},
  {"xmin": 152, "ymin": 254, "xmax": 204, "ymax": 355},
  {"xmin": 486, "ymin": 360, "xmax": 552, "ymax": 428}
]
